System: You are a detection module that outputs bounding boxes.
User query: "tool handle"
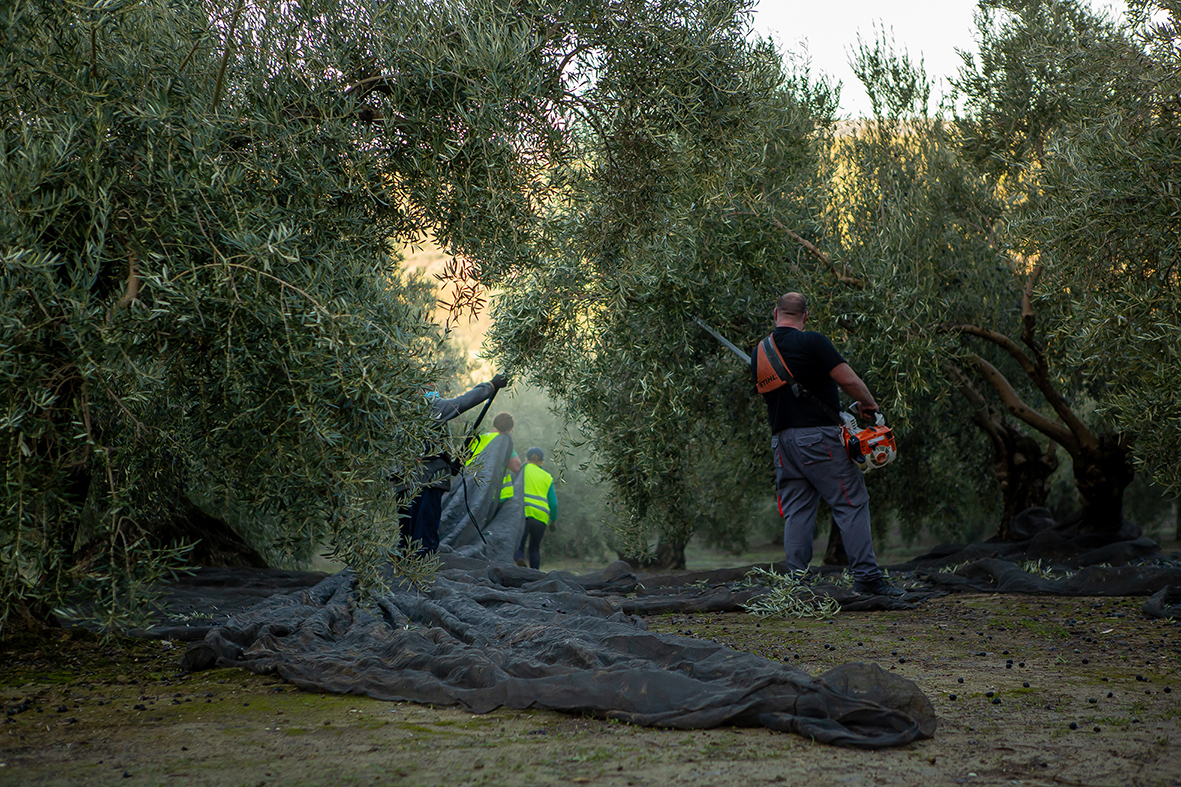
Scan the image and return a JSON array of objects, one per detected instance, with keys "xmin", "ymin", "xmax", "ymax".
[{"xmin": 847, "ymin": 401, "xmax": 886, "ymax": 427}]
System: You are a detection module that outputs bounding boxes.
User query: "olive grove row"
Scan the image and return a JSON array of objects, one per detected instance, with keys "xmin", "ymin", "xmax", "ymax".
[{"xmin": 2, "ymin": 0, "xmax": 1177, "ymax": 628}]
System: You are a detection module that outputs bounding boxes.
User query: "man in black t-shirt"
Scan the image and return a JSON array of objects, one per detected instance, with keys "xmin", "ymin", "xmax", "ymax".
[{"xmin": 750, "ymin": 292, "xmax": 902, "ymax": 597}]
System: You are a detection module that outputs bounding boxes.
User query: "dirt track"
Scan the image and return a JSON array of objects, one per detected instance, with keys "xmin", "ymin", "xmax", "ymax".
[{"xmin": 2, "ymin": 593, "xmax": 1178, "ymax": 786}]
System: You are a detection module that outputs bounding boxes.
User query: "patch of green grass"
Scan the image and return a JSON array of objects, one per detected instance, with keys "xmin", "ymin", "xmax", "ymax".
[
  {"xmin": 2, "ymin": 669, "xmax": 80, "ymax": 685},
  {"xmin": 393, "ymin": 721, "xmax": 448, "ymax": 735},
  {"xmin": 1013, "ymin": 618, "xmax": 1071, "ymax": 640},
  {"xmin": 697, "ymin": 740, "xmax": 730, "ymax": 758},
  {"xmin": 568, "ymin": 747, "xmax": 612, "ymax": 763},
  {"xmin": 1085, "ymin": 716, "xmax": 1133, "ymax": 728}
]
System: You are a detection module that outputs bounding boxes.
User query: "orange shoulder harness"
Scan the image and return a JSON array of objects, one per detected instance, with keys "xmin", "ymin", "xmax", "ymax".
[{"xmin": 755, "ymin": 335, "xmax": 794, "ymax": 395}]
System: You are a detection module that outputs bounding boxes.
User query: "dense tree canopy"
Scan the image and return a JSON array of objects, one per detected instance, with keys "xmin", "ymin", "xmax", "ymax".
[
  {"xmin": 2, "ymin": 0, "xmax": 823, "ymax": 626},
  {"xmin": 487, "ymin": 3, "xmax": 840, "ymax": 565},
  {"xmin": 492, "ymin": 0, "xmax": 1180, "ymax": 560},
  {"xmin": 1015, "ymin": 0, "xmax": 1181, "ymax": 493},
  {"xmin": 1, "ymin": 0, "xmax": 494, "ymax": 629},
  {"xmin": 940, "ymin": 0, "xmax": 1180, "ymax": 527},
  {"xmin": 4, "ymin": 0, "xmax": 1176, "ymax": 626}
]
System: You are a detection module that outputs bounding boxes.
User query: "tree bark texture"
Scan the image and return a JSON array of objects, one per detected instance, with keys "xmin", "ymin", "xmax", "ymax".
[
  {"xmin": 945, "ymin": 361, "xmax": 1059, "ymax": 540},
  {"xmin": 972, "ymin": 407, "xmax": 1059, "ymax": 540},
  {"xmin": 649, "ymin": 539, "xmax": 687, "ymax": 570},
  {"xmin": 622, "ymin": 538, "xmax": 687, "ymax": 571},
  {"xmin": 169, "ymin": 497, "xmax": 268, "ymax": 568},
  {"xmin": 1073, "ymin": 436, "xmax": 1136, "ymax": 534}
]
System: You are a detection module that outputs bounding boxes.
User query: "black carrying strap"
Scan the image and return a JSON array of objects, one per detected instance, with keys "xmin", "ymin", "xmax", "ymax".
[
  {"xmin": 457, "ymin": 385, "xmax": 500, "ymax": 546},
  {"xmin": 464, "ymin": 386, "xmax": 498, "ymax": 450},
  {"xmin": 759, "ymin": 335, "xmax": 844, "ymax": 426}
]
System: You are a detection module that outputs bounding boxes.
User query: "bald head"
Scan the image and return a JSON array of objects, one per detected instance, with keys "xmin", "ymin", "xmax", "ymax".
[
  {"xmin": 774, "ymin": 292, "xmax": 808, "ymax": 328},
  {"xmin": 777, "ymin": 292, "xmax": 806, "ymax": 315}
]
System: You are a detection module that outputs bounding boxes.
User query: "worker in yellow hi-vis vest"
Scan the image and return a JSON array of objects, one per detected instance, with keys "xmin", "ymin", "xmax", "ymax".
[
  {"xmin": 466, "ymin": 412, "xmax": 520, "ymax": 503},
  {"xmin": 514, "ymin": 447, "xmax": 557, "ymax": 569}
]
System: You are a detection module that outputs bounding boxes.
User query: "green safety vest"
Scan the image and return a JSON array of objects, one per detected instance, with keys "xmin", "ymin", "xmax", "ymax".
[
  {"xmin": 466, "ymin": 432, "xmax": 514, "ymax": 500},
  {"xmin": 522, "ymin": 463, "xmax": 554, "ymax": 525}
]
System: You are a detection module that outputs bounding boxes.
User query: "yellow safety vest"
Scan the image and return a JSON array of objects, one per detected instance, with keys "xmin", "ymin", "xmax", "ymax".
[
  {"xmin": 466, "ymin": 432, "xmax": 513, "ymax": 500},
  {"xmin": 522, "ymin": 463, "xmax": 554, "ymax": 525}
]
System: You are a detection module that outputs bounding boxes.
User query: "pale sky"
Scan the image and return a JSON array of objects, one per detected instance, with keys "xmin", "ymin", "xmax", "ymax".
[{"xmin": 749, "ymin": 0, "xmax": 1127, "ymax": 118}]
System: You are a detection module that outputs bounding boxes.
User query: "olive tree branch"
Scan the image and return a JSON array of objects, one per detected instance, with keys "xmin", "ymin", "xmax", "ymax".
[
  {"xmin": 767, "ymin": 217, "xmax": 865, "ymax": 289},
  {"xmin": 211, "ymin": 0, "xmax": 245, "ymax": 111},
  {"xmin": 964, "ymin": 354, "xmax": 1078, "ymax": 452},
  {"xmin": 943, "ymin": 359, "xmax": 1007, "ymax": 450},
  {"xmin": 1020, "ymin": 262, "xmax": 1044, "ymax": 355},
  {"xmin": 946, "ymin": 313, "xmax": 1096, "ymax": 452},
  {"xmin": 176, "ymin": 262, "xmax": 334, "ymax": 316}
]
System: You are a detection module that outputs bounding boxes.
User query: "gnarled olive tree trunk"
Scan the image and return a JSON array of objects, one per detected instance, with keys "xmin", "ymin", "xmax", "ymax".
[
  {"xmin": 952, "ymin": 268, "xmax": 1135, "ymax": 535},
  {"xmin": 944, "ymin": 362, "xmax": 1060, "ymax": 539}
]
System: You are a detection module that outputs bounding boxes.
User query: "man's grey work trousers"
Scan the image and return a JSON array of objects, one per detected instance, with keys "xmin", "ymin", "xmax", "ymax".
[{"xmin": 772, "ymin": 425, "xmax": 882, "ymax": 582}]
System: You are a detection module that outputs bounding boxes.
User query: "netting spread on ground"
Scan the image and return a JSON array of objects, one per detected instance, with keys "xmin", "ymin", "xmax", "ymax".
[
  {"xmin": 178, "ymin": 556, "xmax": 937, "ymax": 749},
  {"xmin": 159, "ymin": 518, "xmax": 1181, "ymax": 750}
]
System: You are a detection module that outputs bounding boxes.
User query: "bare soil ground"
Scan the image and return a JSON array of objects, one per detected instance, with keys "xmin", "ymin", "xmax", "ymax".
[{"xmin": 2, "ymin": 593, "xmax": 1178, "ymax": 787}]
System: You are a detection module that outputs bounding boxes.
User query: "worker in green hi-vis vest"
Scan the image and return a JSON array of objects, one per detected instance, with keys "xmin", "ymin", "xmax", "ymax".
[
  {"xmin": 466, "ymin": 412, "xmax": 520, "ymax": 503},
  {"xmin": 514, "ymin": 447, "xmax": 558, "ymax": 569}
]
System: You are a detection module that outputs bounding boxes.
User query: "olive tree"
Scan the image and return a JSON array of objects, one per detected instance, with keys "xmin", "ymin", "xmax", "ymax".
[
  {"xmin": 947, "ymin": 0, "xmax": 1160, "ymax": 531},
  {"xmin": 807, "ymin": 0, "xmax": 1172, "ymax": 539},
  {"xmin": 825, "ymin": 33, "xmax": 1075, "ymax": 540},
  {"xmin": 0, "ymin": 0, "xmax": 592, "ymax": 632},
  {"xmin": 1014, "ymin": 0, "xmax": 1181, "ymax": 501},
  {"xmin": 487, "ymin": 0, "xmax": 844, "ymax": 566}
]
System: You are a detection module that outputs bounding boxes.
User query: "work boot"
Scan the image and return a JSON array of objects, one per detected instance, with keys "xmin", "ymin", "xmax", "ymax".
[
  {"xmin": 514, "ymin": 558, "xmax": 527, "ymax": 567},
  {"xmin": 853, "ymin": 577, "xmax": 905, "ymax": 597}
]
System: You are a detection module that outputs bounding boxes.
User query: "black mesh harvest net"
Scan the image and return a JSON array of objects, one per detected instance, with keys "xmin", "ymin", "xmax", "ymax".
[
  {"xmin": 139, "ymin": 505, "xmax": 1181, "ymax": 750},
  {"xmin": 173, "ymin": 557, "xmax": 936, "ymax": 749}
]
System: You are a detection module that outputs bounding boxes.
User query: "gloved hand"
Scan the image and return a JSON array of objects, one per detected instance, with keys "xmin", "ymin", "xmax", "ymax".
[{"xmin": 491, "ymin": 373, "xmax": 508, "ymax": 390}]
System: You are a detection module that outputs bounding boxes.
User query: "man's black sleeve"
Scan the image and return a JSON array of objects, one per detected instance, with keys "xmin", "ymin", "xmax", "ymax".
[{"xmin": 432, "ymin": 382, "xmax": 494, "ymax": 423}]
